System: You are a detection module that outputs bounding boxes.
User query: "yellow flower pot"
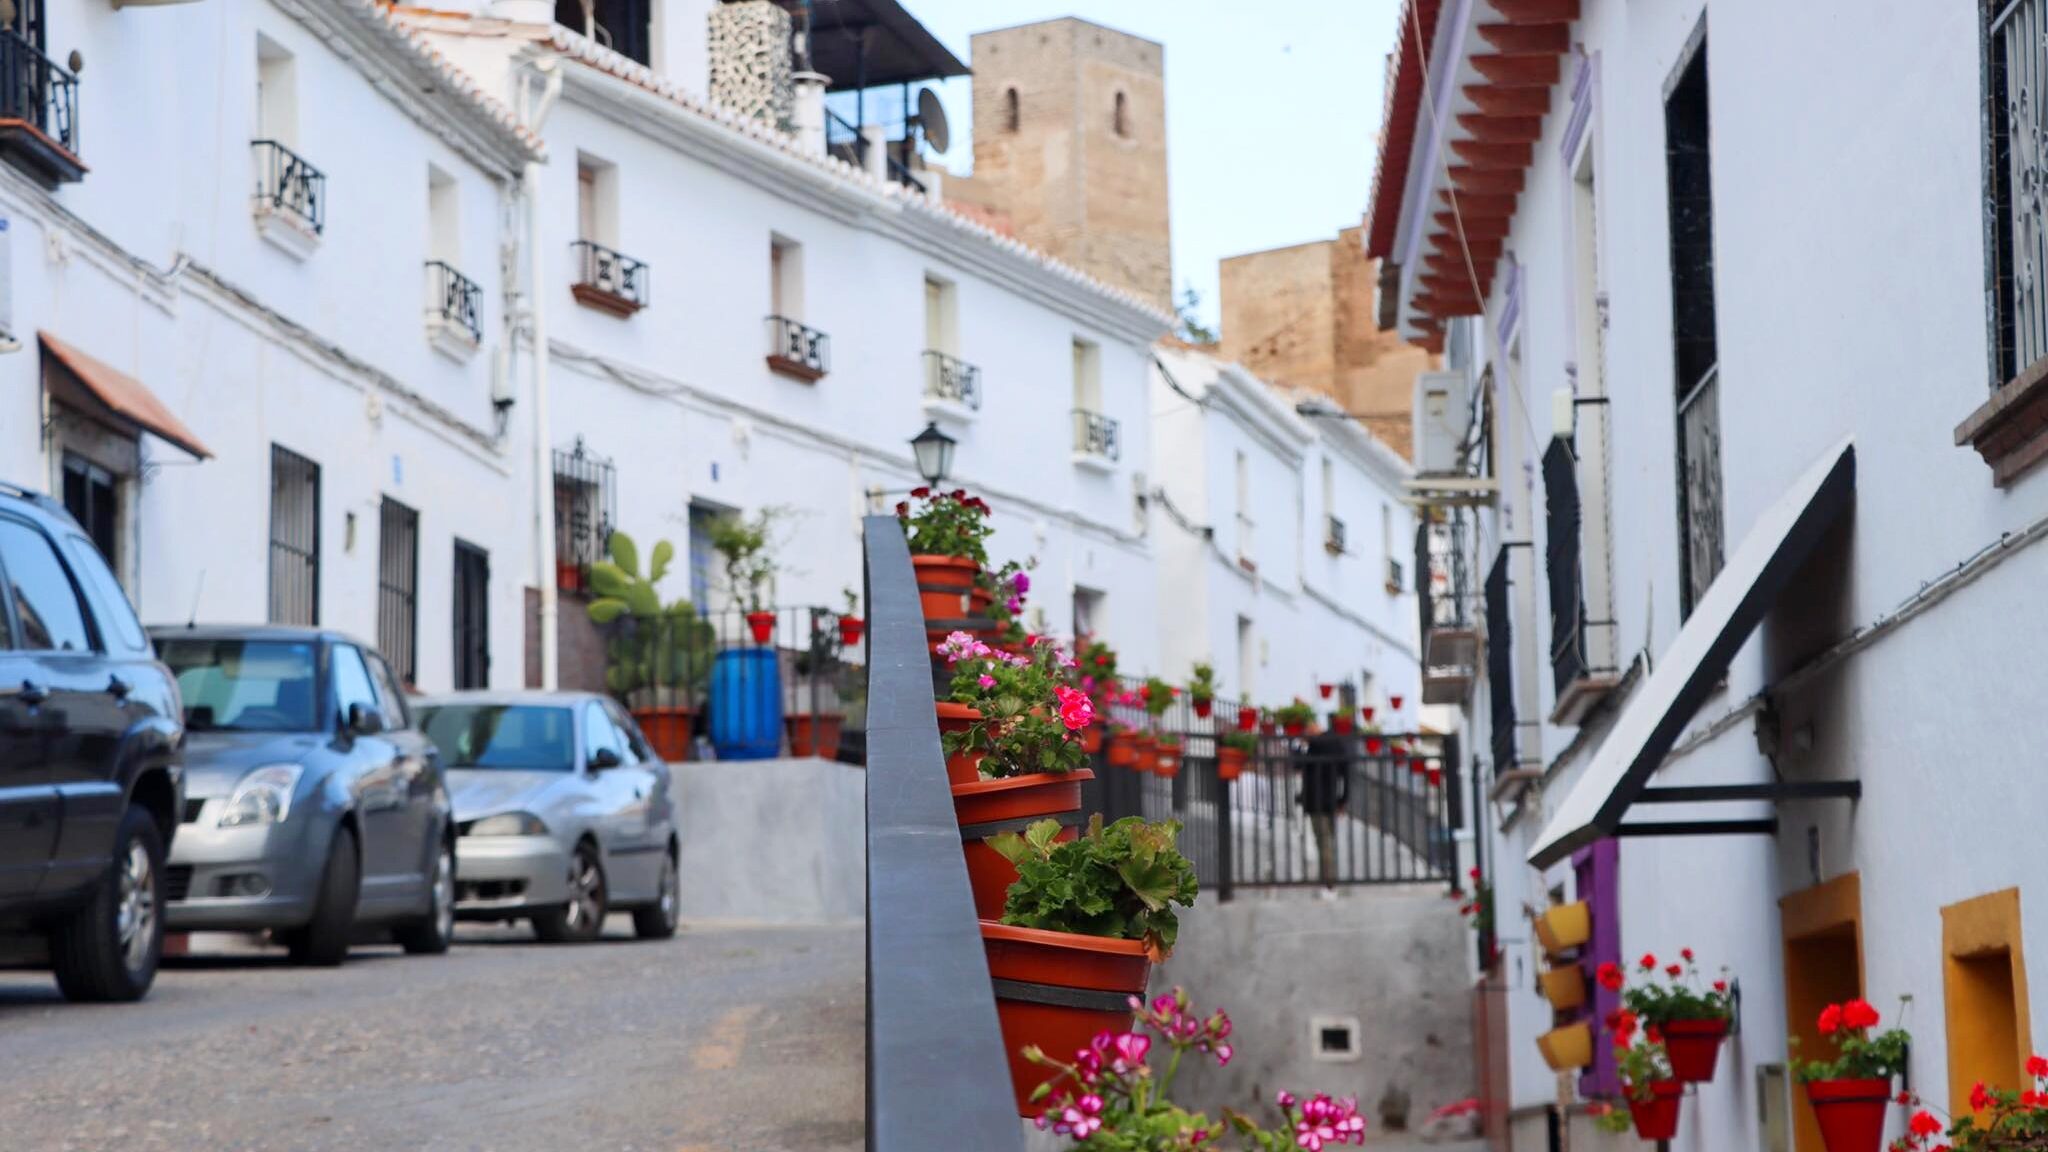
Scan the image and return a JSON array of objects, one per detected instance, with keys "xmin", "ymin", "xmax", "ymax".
[
  {"xmin": 1537, "ymin": 1021, "xmax": 1594, "ymax": 1071},
  {"xmin": 1534, "ymin": 900, "xmax": 1592, "ymax": 956},
  {"xmin": 1538, "ymin": 964, "xmax": 1587, "ymax": 1011}
]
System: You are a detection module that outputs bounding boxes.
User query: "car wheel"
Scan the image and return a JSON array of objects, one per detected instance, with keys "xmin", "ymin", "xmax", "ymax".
[
  {"xmin": 50, "ymin": 804, "xmax": 165, "ymax": 1003},
  {"xmin": 631, "ymin": 848, "xmax": 680, "ymax": 940},
  {"xmin": 394, "ymin": 836, "xmax": 455, "ymax": 955},
  {"xmin": 286, "ymin": 825, "xmax": 360, "ymax": 967},
  {"xmin": 532, "ymin": 844, "xmax": 606, "ymax": 944}
]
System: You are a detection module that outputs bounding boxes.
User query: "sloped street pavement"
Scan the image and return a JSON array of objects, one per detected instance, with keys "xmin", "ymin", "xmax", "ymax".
[{"xmin": 0, "ymin": 920, "xmax": 863, "ymax": 1151}]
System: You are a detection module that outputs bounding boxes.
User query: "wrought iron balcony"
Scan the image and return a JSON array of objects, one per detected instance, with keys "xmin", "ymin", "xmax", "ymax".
[
  {"xmin": 552, "ymin": 438, "xmax": 615, "ymax": 595},
  {"xmin": 1386, "ymin": 555, "xmax": 1405, "ymax": 592},
  {"xmin": 570, "ymin": 239, "xmax": 649, "ymax": 317},
  {"xmin": 0, "ymin": 30, "xmax": 80, "ymax": 186},
  {"xmin": 252, "ymin": 139, "xmax": 324, "ymax": 236},
  {"xmin": 1072, "ymin": 409, "xmax": 1120, "ymax": 464},
  {"xmin": 922, "ymin": 350, "xmax": 981, "ymax": 411},
  {"xmin": 766, "ymin": 315, "xmax": 830, "ymax": 381},
  {"xmin": 1324, "ymin": 514, "xmax": 1347, "ymax": 556},
  {"xmin": 1418, "ymin": 513, "xmax": 1477, "ymax": 705},
  {"xmin": 425, "ymin": 261, "xmax": 482, "ymax": 346}
]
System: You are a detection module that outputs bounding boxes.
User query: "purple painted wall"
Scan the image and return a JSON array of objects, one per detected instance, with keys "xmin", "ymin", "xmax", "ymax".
[{"xmin": 1575, "ymin": 838, "xmax": 1621, "ymax": 1098}]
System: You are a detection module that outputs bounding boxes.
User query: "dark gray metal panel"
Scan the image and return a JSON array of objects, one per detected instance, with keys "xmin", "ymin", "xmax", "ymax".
[{"xmin": 862, "ymin": 514, "xmax": 1024, "ymax": 1152}]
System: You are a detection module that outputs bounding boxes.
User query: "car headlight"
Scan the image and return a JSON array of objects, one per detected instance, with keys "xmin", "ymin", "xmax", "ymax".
[
  {"xmin": 465, "ymin": 812, "xmax": 548, "ymax": 837},
  {"xmin": 217, "ymin": 764, "xmax": 303, "ymax": 827}
]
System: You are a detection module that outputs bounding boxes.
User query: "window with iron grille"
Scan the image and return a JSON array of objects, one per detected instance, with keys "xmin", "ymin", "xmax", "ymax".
[
  {"xmin": 268, "ymin": 444, "xmax": 319, "ymax": 625},
  {"xmin": 553, "ymin": 439, "xmax": 615, "ymax": 593},
  {"xmin": 1543, "ymin": 438, "xmax": 1587, "ymax": 696},
  {"xmin": 452, "ymin": 540, "xmax": 489, "ymax": 690},
  {"xmin": 1666, "ymin": 37, "xmax": 1723, "ymax": 617},
  {"xmin": 1987, "ymin": 0, "xmax": 2048, "ymax": 387},
  {"xmin": 377, "ymin": 497, "xmax": 419, "ymax": 685},
  {"xmin": 1485, "ymin": 548, "xmax": 1516, "ymax": 775}
]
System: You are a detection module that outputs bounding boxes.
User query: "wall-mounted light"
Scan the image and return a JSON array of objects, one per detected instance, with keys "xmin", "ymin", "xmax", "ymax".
[{"xmin": 910, "ymin": 421, "xmax": 955, "ymax": 487}]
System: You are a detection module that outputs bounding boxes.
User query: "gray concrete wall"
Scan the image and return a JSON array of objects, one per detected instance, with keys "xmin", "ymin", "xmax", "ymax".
[
  {"xmin": 1153, "ymin": 885, "xmax": 1477, "ymax": 1134},
  {"xmin": 675, "ymin": 757, "xmax": 866, "ymax": 925}
]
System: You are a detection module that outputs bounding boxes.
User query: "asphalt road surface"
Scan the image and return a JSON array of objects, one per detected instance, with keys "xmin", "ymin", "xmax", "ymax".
[{"xmin": 0, "ymin": 918, "xmax": 863, "ymax": 1152}]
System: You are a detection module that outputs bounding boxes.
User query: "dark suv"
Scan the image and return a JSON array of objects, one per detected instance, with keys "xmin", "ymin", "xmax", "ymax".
[{"xmin": 0, "ymin": 483, "xmax": 183, "ymax": 1001}]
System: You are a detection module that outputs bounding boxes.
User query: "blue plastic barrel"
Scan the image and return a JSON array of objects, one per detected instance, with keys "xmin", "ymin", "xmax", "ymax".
[{"xmin": 709, "ymin": 648, "xmax": 783, "ymax": 760}]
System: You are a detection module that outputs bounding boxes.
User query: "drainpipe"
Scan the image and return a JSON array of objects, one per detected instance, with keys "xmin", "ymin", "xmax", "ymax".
[{"xmin": 524, "ymin": 57, "xmax": 564, "ymax": 689}]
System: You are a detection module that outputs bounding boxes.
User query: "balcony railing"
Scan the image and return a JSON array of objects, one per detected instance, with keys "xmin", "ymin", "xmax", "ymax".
[
  {"xmin": 1386, "ymin": 555, "xmax": 1405, "ymax": 591},
  {"xmin": 766, "ymin": 315, "xmax": 830, "ymax": 381},
  {"xmin": 1677, "ymin": 363, "xmax": 1724, "ymax": 617},
  {"xmin": 0, "ymin": 29, "xmax": 80, "ymax": 185},
  {"xmin": 425, "ymin": 261, "xmax": 482, "ymax": 343},
  {"xmin": 861, "ymin": 514, "xmax": 1024, "ymax": 1152},
  {"xmin": 571, "ymin": 239, "xmax": 649, "ymax": 316},
  {"xmin": 1419, "ymin": 513, "xmax": 1478, "ymax": 704},
  {"xmin": 923, "ymin": 350, "xmax": 981, "ymax": 410},
  {"xmin": 552, "ymin": 438, "xmax": 615, "ymax": 594},
  {"xmin": 1485, "ymin": 548, "xmax": 1517, "ymax": 774},
  {"xmin": 1324, "ymin": 514, "xmax": 1347, "ymax": 556},
  {"xmin": 252, "ymin": 139, "xmax": 324, "ymax": 235},
  {"xmin": 1072, "ymin": 408, "xmax": 1120, "ymax": 463}
]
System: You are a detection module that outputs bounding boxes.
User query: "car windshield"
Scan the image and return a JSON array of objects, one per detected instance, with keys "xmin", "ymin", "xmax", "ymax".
[
  {"xmin": 159, "ymin": 639, "xmax": 320, "ymax": 732},
  {"xmin": 419, "ymin": 705, "xmax": 575, "ymax": 771}
]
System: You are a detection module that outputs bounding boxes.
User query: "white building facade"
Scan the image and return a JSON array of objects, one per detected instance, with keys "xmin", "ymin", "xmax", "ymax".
[{"xmin": 1372, "ymin": 0, "xmax": 2048, "ymax": 1149}]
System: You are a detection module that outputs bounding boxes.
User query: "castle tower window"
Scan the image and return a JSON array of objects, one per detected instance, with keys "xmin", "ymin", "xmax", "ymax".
[
  {"xmin": 1003, "ymin": 87, "xmax": 1019, "ymax": 132},
  {"xmin": 1113, "ymin": 90, "xmax": 1129, "ymax": 138}
]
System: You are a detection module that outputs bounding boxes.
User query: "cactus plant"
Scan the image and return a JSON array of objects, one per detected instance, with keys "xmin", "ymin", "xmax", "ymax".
[{"xmin": 587, "ymin": 532, "xmax": 713, "ymax": 705}]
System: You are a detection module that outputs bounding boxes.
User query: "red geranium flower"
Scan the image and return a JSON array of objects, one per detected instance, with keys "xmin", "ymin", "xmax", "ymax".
[
  {"xmin": 1596, "ymin": 962, "xmax": 1625, "ymax": 992},
  {"xmin": 910, "ymin": 486, "xmax": 930, "ymax": 498},
  {"xmin": 1665, "ymin": 964, "xmax": 1683, "ymax": 979},
  {"xmin": 1817, "ymin": 1003, "xmax": 1843, "ymax": 1035},
  {"xmin": 2030, "ymin": 1054, "xmax": 2048, "ymax": 1078},
  {"xmin": 1842, "ymin": 999, "xmax": 1881, "ymax": 1029},
  {"xmin": 1638, "ymin": 953, "xmax": 1657, "ymax": 972},
  {"xmin": 1972, "ymin": 1082, "xmax": 1992, "ymax": 1112},
  {"xmin": 894, "ymin": 501, "xmax": 910, "ymax": 516},
  {"xmin": 1910, "ymin": 1110, "xmax": 1943, "ymax": 1137},
  {"xmin": 1680, "ymin": 948, "xmax": 1695, "ymax": 963}
]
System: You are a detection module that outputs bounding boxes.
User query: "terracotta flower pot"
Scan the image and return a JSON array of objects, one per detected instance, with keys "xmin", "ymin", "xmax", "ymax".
[
  {"xmin": 1537, "ymin": 964, "xmax": 1586, "ymax": 1011},
  {"xmin": 1236, "ymin": 707, "xmax": 1259, "ymax": 732},
  {"xmin": 556, "ymin": 559, "xmax": 586, "ymax": 593},
  {"xmin": 1217, "ymin": 745, "xmax": 1248, "ymax": 781},
  {"xmin": 1105, "ymin": 732, "xmax": 1137, "ymax": 768},
  {"xmin": 745, "ymin": 611, "xmax": 776, "ymax": 644},
  {"xmin": 1534, "ymin": 900, "xmax": 1592, "ymax": 955},
  {"xmin": 1663, "ymin": 1018, "xmax": 1730, "ymax": 1083},
  {"xmin": 954, "ymin": 769, "xmax": 1093, "ymax": 920},
  {"xmin": 1154, "ymin": 743, "xmax": 1182, "ymax": 778},
  {"xmin": 1079, "ymin": 723, "xmax": 1104, "ymax": 755},
  {"xmin": 1131, "ymin": 733, "xmax": 1159, "ymax": 773},
  {"xmin": 631, "ymin": 706, "xmax": 695, "ymax": 762},
  {"xmin": 837, "ymin": 614, "xmax": 865, "ymax": 647},
  {"xmin": 1331, "ymin": 713, "xmax": 1355, "ymax": 734},
  {"xmin": 1806, "ymin": 1078, "xmax": 1893, "ymax": 1152},
  {"xmin": 1536, "ymin": 1021, "xmax": 1593, "ymax": 1071},
  {"xmin": 912, "ymin": 553, "xmax": 982, "ymax": 622},
  {"xmin": 936, "ymin": 701, "xmax": 987, "ymax": 785},
  {"xmin": 785, "ymin": 713, "xmax": 844, "ymax": 759},
  {"xmin": 1626, "ymin": 1081, "xmax": 1684, "ymax": 1141},
  {"xmin": 982, "ymin": 921, "xmax": 1152, "ymax": 1116}
]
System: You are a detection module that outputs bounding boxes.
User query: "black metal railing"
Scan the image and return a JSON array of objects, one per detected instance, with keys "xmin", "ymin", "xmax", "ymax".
[
  {"xmin": 572, "ymin": 239, "xmax": 650, "ymax": 309},
  {"xmin": 1386, "ymin": 555, "xmax": 1405, "ymax": 590},
  {"xmin": 1072, "ymin": 408, "xmax": 1120, "ymax": 462},
  {"xmin": 861, "ymin": 514, "xmax": 1024, "ymax": 1152},
  {"xmin": 425, "ymin": 261, "xmax": 482, "ymax": 343},
  {"xmin": 1485, "ymin": 548, "xmax": 1517, "ymax": 775},
  {"xmin": 923, "ymin": 350, "xmax": 981, "ymax": 409},
  {"xmin": 1325, "ymin": 514, "xmax": 1347, "ymax": 555},
  {"xmin": 252, "ymin": 139, "xmax": 324, "ymax": 235},
  {"xmin": 1543, "ymin": 438, "xmax": 1588, "ymax": 695},
  {"xmin": 767, "ymin": 315, "xmax": 830, "ymax": 377},
  {"xmin": 0, "ymin": 29, "xmax": 77, "ymax": 154},
  {"xmin": 552, "ymin": 438, "xmax": 615, "ymax": 594},
  {"xmin": 1677, "ymin": 363, "xmax": 1724, "ymax": 618}
]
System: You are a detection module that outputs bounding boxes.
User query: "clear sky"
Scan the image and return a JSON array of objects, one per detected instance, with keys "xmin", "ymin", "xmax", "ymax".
[{"xmin": 901, "ymin": 1, "xmax": 1402, "ymax": 331}]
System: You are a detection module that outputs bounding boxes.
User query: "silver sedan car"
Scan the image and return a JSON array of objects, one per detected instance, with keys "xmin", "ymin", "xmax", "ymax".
[{"xmin": 415, "ymin": 692, "xmax": 678, "ymax": 943}]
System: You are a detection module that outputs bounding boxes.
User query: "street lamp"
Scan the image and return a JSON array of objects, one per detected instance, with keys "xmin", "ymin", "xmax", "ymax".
[{"xmin": 910, "ymin": 421, "xmax": 955, "ymax": 487}]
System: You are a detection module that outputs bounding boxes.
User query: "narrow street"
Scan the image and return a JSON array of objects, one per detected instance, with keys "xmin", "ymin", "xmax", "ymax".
[{"xmin": 0, "ymin": 921, "xmax": 863, "ymax": 1152}]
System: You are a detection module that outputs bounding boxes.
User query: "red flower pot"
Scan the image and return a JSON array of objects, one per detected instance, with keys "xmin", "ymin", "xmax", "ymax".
[
  {"xmin": 1361, "ymin": 706, "xmax": 1375, "ymax": 722},
  {"xmin": 1079, "ymin": 723, "xmax": 1104, "ymax": 755},
  {"xmin": 1237, "ymin": 707, "xmax": 1259, "ymax": 732},
  {"xmin": 1130, "ymin": 733, "xmax": 1159, "ymax": 773},
  {"xmin": 954, "ymin": 769, "xmax": 1092, "ymax": 920},
  {"xmin": 837, "ymin": 614, "xmax": 865, "ymax": 647},
  {"xmin": 1217, "ymin": 745, "xmax": 1247, "ymax": 781},
  {"xmin": 1663, "ymin": 1018, "xmax": 1730, "ymax": 1083},
  {"xmin": 631, "ymin": 706, "xmax": 695, "ymax": 762},
  {"xmin": 785, "ymin": 713, "xmax": 844, "ymax": 759},
  {"xmin": 1105, "ymin": 733, "xmax": 1138, "ymax": 768},
  {"xmin": 1282, "ymin": 721, "xmax": 1306, "ymax": 737},
  {"xmin": 1365, "ymin": 736, "xmax": 1384, "ymax": 754},
  {"xmin": 982, "ymin": 922, "xmax": 1152, "ymax": 1115},
  {"xmin": 1409, "ymin": 757, "xmax": 1427, "ymax": 775},
  {"xmin": 1331, "ymin": 713, "xmax": 1355, "ymax": 734},
  {"xmin": 1154, "ymin": 744, "xmax": 1182, "ymax": 777},
  {"xmin": 936, "ymin": 702, "xmax": 986, "ymax": 785},
  {"xmin": 1626, "ymin": 1081, "xmax": 1684, "ymax": 1141},
  {"xmin": 1389, "ymin": 694, "xmax": 1404, "ymax": 710},
  {"xmin": 912, "ymin": 553, "xmax": 982, "ymax": 622},
  {"xmin": 1807, "ymin": 1078, "xmax": 1893, "ymax": 1152},
  {"xmin": 1317, "ymin": 683, "xmax": 1334, "ymax": 699},
  {"xmin": 1260, "ymin": 721, "xmax": 1278, "ymax": 736},
  {"xmin": 1192, "ymin": 698, "xmax": 1213, "ymax": 719},
  {"xmin": 745, "ymin": 611, "xmax": 776, "ymax": 644}
]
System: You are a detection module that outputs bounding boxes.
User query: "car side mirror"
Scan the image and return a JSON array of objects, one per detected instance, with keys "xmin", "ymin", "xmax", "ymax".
[
  {"xmin": 589, "ymin": 747, "xmax": 623, "ymax": 771},
  {"xmin": 346, "ymin": 702, "xmax": 386, "ymax": 737}
]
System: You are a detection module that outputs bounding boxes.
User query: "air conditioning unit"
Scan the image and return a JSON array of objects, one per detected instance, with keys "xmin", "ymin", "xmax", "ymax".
[{"xmin": 1413, "ymin": 370, "xmax": 1471, "ymax": 477}]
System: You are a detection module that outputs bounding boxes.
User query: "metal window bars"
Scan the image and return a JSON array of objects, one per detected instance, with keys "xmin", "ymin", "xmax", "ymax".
[
  {"xmin": 0, "ymin": 29, "xmax": 76, "ymax": 154},
  {"xmin": 425, "ymin": 261, "xmax": 482, "ymax": 343},
  {"xmin": 377, "ymin": 497, "xmax": 420, "ymax": 685},
  {"xmin": 766, "ymin": 315, "xmax": 830, "ymax": 378},
  {"xmin": 267, "ymin": 445, "xmax": 320, "ymax": 626},
  {"xmin": 552, "ymin": 438, "xmax": 616, "ymax": 594},
  {"xmin": 252, "ymin": 139, "xmax": 324, "ymax": 234},
  {"xmin": 1543, "ymin": 437, "xmax": 1588, "ymax": 695},
  {"xmin": 1676, "ymin": 363, "xmax": 1724, "ymax": 617},
  {"xmin": 1072, "ymin": 408, "xmax": 1121, "ymax": 462},
  {"xmin": 572, "ymin": 239, "xmax": 650, "ymax": 309},
  {"xmin": 923, "ymin": 349, "xmax": 982, "ymax": 409}
]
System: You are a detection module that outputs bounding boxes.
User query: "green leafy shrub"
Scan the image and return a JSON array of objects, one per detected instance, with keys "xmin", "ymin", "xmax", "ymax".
[
  {"xmin": 897, "ymin": 487, "xmax": 992, "ymax": 565},
  {"xmin": 988, "ymin": 815, "xmax": 1199, "ymax": 954}
]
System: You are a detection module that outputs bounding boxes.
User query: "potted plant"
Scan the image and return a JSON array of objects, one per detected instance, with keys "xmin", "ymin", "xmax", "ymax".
[
  {"xmin": 1330, "ymin": 709, "xmax": 1356, "ymax": 735},
  {"xmin": 939, "ymin": 632, "xmax": 1097, "ymax": 918},
  {"xmin": 1361, "ymin": 705, "xmax": 1375, "ymax": 722},
  {"xmin": 898, "ymin": 487, "xmax": 994, "ymax": 642},
  {"xmin": 1317, "ymin": 682, "xmax": 1335, "ymax": 699},
  {"xmin": 1793, "ymin": 999, "xmax": 1911, "ymax": 1152},
  {"xmin": 587, "ymin": 532, "xmax": 713, "ymax": 761},
  {"xmin": 837, "ymin": 587, "xmax": 864, "ymax": 648},
  {"xmin": 1154, "ymin": 733, "xmax": 1184, "ymax": 778},
  {"xmin": 1389, "ymin": 693, "xmax": 1404, "ymax": 710},
  {"xmin": 1537, "ymin": 1021, "xmax": 1594, "ymax": 1071},
  {"xmin": 1187, "ymin": 663, "xmax": 1217, "ymax": 719},
  {"xmin": 1217, "ymin": 730, "xmax": 1256, "ymax": 781},
  {"xmin": 710, "ymin": 509, "xmax": 781, "ymax": 644},
  {"xmin": 982, "ymin": 815, "xmax": 1199, "ymax": 1113},
  {"xmin": 1534, "ymin": 900, "xmax": 1592, "ymax": 955},
  {"xmin": 1896, "ymin": 1054, "xmax": 2048, "ymax": 1150},
  {"xmin": 1600, "ymin": 950, "xmax": 1737, "ymax": 1083},
  {"xmin": 1594, "ymin": 1018, "xmax": 1683, "ymax": 1142},
  {"xmin": 1458, "ymin": 872, "xmax": 1498, "ymax": 967},
  {"xmin": 1104, "ymin": 723, "xmax": 1138, "ymax": 768},
  {"xmin": 1235, "ymin": 705, "xmax": 1259, "ymax": 732},
  {"xmin": 979, "ymin": 559, "xmax": 1036, "ymax": 651},
  {"xmin": 787, "ymin": 607, "xmax": 850, "ymax": 759},
  {"xmin": 1539, "ymin": 964, "xmax": 1587, "ymax": 1011},
  {"xmin": 1276, "ymin": 699, "xmax": 1315, "ymax": 737}
]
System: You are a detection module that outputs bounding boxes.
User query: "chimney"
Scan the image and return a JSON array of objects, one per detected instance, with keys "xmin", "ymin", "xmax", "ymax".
[
  {"xmin": 708, "ymin": 0, "xmax": 794, "ymax": 127},
  {"xmin": 859, "ymin": 122, "xmax": 888, "ymax": 181},
  {"xmin": 791, "ymin": 71, "xmax": 829, "ymax": 155}
]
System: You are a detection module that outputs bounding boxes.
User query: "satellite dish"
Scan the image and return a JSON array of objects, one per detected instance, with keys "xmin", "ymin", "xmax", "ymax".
[{"xmin": 915, "ymin": 87, "xmax": 950, "ymax": 155}]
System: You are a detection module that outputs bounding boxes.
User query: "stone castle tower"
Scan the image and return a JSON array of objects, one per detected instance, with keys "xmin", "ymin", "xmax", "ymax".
[{"xmin": 947, "ymin": 18, "xmax": 1172, "ymax": 311}]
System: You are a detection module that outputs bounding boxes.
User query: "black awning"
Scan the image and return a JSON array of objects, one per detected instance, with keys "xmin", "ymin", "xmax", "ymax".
[{"xmin": 770, "ymin": 0, "xmax": 969, "ymax": 90}]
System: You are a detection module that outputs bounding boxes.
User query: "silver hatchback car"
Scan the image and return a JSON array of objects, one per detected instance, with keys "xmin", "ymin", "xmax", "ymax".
[{"xmin": 416, "ymin": 692, "xmax": 679, "ymax": 943}]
